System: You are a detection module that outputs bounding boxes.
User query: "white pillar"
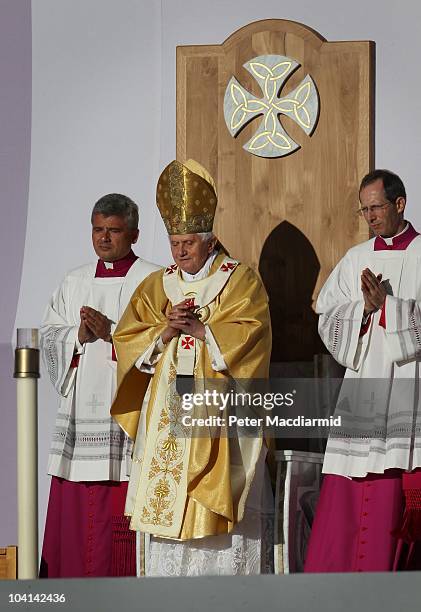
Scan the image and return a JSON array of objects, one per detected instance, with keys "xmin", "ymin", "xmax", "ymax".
[{"xmin": 14, "ymin": 329, "xmax": 39, "ymax": 579}]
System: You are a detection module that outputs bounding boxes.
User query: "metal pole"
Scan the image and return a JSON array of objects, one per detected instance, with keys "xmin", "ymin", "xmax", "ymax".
[{"xmin": 14, "ymin": 328, "xmax": 39, "ymax": 579}]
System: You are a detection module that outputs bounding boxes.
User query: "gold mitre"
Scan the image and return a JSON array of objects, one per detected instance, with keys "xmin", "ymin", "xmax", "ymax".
[{"xmin": 156, "ymin": 159, "xmax": 217, "ymax": 235}]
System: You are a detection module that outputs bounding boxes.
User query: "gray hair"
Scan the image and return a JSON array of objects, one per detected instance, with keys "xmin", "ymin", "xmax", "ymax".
[
  {"xmin": 91, "ymin": 193, "xmax": 139, "ymax": 230},
  {"xmin": 167, "ymin": 232, "xmax": 215, "ymax": 242},
  {"xmin": 198, "ymin": 232, "xmax": 215, "ymax": 243}
]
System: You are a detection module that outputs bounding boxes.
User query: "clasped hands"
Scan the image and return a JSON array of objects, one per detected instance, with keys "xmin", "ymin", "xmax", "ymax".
[
  {"xmin": 361, "ymin": 268, "xmax": 387, "ymax": 316},
  {"xmin": 161, "ymin": 299, "xmax": 206, "ymax": 344},
  {"xmin": 78, "ymin": 306, "xmax": 112, "ymax": 344}
]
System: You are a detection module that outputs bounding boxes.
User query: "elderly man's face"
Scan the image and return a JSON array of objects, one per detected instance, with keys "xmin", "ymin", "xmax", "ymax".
[
  {"xmin": 92, "ymin": 214, "xmax": 139, "ymax": 262},
  {"xmin": 359, "ymin": 178, "xmax": 406, "ymax": 238},
  {"xmin": 170, "ymin": 234, "xmax": 216, "ymax": 274}
]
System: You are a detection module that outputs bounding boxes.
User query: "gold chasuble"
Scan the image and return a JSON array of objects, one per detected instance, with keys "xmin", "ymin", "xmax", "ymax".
[{"xmin": 111, "ymin": 252, "xmax": 271, "ymax": 540}]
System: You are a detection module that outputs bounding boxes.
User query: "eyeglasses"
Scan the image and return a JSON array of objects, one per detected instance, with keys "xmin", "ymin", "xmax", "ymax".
[{"xmin": 357, "ymin": 201, "xmax": 394, "ymax": 217}]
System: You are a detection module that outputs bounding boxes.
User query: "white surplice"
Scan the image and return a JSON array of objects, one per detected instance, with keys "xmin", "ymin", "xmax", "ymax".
[
  {"xmin": 318, "ymin": 235, "xmax": 421, "ymax": 477},
  {"xmin": 40, "ymin": 258, "xmax": 160, "ymax": 482}
]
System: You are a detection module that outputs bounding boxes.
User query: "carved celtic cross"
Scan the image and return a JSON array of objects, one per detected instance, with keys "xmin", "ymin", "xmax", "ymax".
[{"xmin": 224, "ymin": 55, "xmax": 319, "ymax": 158}]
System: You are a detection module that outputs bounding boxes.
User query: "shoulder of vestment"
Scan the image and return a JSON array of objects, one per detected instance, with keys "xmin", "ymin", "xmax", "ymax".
[
  {"xmin": 134, "ymin": 258, "xmax": 162, "ymax": 271},
  {"xmin": 227, "ymin": 261, "xmax": 260, "ymax": 283},
  {"xmin": 344, "ymin": 237, "xmax": 377, "ymax": 258},
  {"xmin": 132, "ymin": 267, "xmax": 166, "ymax": 293},
  {"xmin": 407, "ymin": 234, "xmax": 421, "ymax": 252},
  {"xmin": 62, "ymin": 262, "xmax": 97, "ymax": 282}
]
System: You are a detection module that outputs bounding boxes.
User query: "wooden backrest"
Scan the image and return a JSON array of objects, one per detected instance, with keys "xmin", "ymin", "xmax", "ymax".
[{"xmin": 177, "ymin": 19, "xmax": 374, "ymax": 361}]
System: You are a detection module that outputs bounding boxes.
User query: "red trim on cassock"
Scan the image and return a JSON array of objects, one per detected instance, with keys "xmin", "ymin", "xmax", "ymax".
[
  {"xmin": 95, "ymin": 250, "xmax": 138, "ymax": 278},
  {"xmin": 374, "ymin": 223, "xmax": 419, "ymax": 251},
  {"xmin": 70, "ymin": 354, "xmax": 80, "ymax": 368},
  {"xmin": 360, "ymin": 315, "xmax": 372, "ymax": 337},
  {"xmin": 379, "ymin": 303, "xmax": 386, "ymax": 329}
]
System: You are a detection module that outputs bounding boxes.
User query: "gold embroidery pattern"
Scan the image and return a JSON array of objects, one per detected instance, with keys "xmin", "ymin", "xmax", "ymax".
[
  {"xmin": 141, "ymin": 386, "xmax": 190, "ymax": 527},
  {"xmin": 157, "ymin": 161, "xmax": 216, "ymax": 234},
  {"xmin": 169, "ymin": 363, "xmax": 177, "ymax": 383},
  {"xmin": 158, "ymin": 407, "xmax": 170, "ymax": 432},
  {"xmin": 224, "ymin": 54, "xmax": 319, "ymax": 158}
]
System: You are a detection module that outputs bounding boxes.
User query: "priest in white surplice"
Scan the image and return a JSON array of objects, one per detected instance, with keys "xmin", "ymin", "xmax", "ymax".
[
  {"xmin": 39, "ymin": 194, "xmax": 160, "ymax": 578},
  {"xmin": 111, "ymin": 160, "xmax": 274, "ymax": 576},
  {"xmin": 305, "ymin": 169, "xmax": 421, "ymax": 572}
]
